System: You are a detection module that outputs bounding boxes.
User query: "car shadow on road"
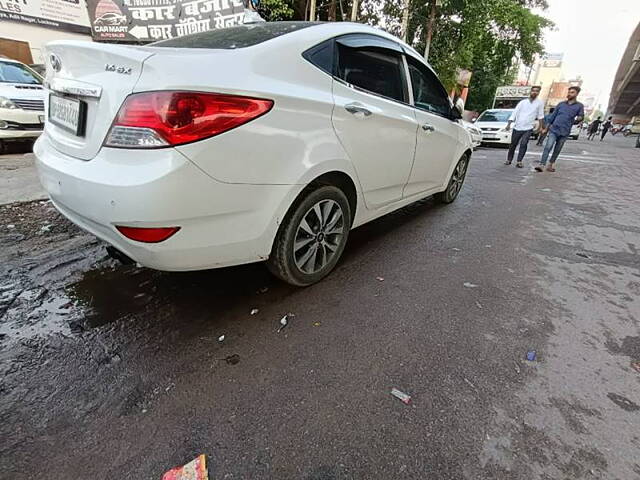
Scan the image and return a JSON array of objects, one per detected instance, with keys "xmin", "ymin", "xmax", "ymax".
[{"xmin": 65, "ymin": 195, "xmax": 448, "ymax": 332}]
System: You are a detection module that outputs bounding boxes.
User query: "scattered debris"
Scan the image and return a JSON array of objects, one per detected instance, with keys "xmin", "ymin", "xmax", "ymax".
[
  {"xmin": 40, "ymin": 224, "xmax": 52, "ymax": 232},
  {"xmin": 257, "ymin": 286, "xmax": 269, "ymax": 294},
  {"xmin": 475, "ymin": 301, "xmax": 483, "ymax": 309},
  {"xmin": 576, "ymin": 252, "xmax": 590, "ymax": 259},
  {"xmin": 485, "ymin": 245, "xmax": 492, "ymax": 248},
  {"xmin": 218, "ymin": 335, "xmax": 225, "ymax": 343},
  {"xmin": 162, "ymin": 454, "xmax": 209, "ymax": 480},
  {"xmin": 6, "ymin": 224, "xmax": 15, "ymax": 229},
  {"xmin": 526, "ymin": 350, "xmax": 537, "ymax": 362},
  {"xmin": 376, "ymin": 276, "xmax": 384, "ymax": 282},
  {"xmin": 277, "ymin": 313, "xmax": 294, "ymax": 332},
  {"xmin": 225, "ymin": 354, "xmax": 240, "ymax": 365},
  {"xmin": 463, "ymin": 377, "xmax": 478, "ymax": 391},
  {"xmin": 514, "ymin": 361, "xmax": 521, "ymax": 374},
  {"xmin": 539, "ymin": 188, "xmax": 552, "ymax": 192},
  {"xmin": 463, "ymin": 282, "xmax": 478, "ymax": 288},
  {"xmin": 313, "ymin": 322, "xmax": 321, "ymax": 327},
  {"xmin": 250, "ymin": 308, "xmax": 259, "ymax": 315},
  {"xmin": 452, "ymin": 247, "xmax": 461, "ymax": 251},
  {"xmin": 631, "ymin": 361, "xmax": 640, "ymax": 373},
  {"xmin": 391, "ymin": 388, "xmax": 411, "ymax": 405}
]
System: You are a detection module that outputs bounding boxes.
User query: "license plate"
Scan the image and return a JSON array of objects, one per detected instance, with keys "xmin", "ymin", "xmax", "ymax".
[
  {"xmin": 49, "ymin": 94, "xmax": 86, "ymax": 136},
  {"xmin": 483, "ymin": 135, "xmax": 498, "ymax": 139}
]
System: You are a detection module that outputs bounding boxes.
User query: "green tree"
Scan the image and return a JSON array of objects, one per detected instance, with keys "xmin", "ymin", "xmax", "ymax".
[
  {"xmin": 258, "ymin": 0, "xmax": 295, "ymax": 21},
  {"xmin": 398, "ymin": 0, "xmax": 552, "ymax": 111}
]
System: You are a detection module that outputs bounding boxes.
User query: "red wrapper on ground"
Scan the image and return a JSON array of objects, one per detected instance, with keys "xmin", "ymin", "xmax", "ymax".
[{"xmin": 162, "ymin": 454, "xmax": 208, "ymax": 480}]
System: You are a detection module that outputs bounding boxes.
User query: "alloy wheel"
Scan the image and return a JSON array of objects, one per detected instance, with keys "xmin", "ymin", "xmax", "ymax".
[
  {"xmin": 448, "ymin": 157, "xmax": 468, "ymax": 201},
  {"xmin": 293, "ymin": 199, "xmax": 344, "ymax": 274}
]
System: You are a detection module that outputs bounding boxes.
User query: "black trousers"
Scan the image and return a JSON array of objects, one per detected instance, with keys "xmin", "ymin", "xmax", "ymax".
[{"xmin": 507, "ymin": 129, "xmax": 532, "ymax": 163}]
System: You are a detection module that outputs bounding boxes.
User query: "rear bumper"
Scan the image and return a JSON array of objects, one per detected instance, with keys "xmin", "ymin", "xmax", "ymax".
[{"xmin": 34, "ymin": 134, "xmax": 300, "ymax": 271}]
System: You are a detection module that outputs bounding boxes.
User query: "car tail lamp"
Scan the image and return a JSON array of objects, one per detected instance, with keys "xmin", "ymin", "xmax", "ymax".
[
  {"xmin": 116, "ymin": 225, "xmax": 180, "ymax": 243},
  {"xmin": 105, "ymin": 91, "xmax": 273, "ymax": 148}
]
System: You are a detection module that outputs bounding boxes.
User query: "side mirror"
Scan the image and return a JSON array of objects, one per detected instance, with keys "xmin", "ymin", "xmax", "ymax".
[{"xmin": 471, "ymin": 118, "xmax": 477, "ymax": 123}]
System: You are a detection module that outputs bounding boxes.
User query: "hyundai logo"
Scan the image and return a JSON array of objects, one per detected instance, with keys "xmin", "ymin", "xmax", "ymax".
[{"xmin": 49, "ymin": 53, "xmax": 62, "ymax": 72}]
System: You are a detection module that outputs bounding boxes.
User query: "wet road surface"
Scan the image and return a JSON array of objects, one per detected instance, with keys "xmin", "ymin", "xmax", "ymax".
[{"xmin": 1, "ymin": 135, "xmax": 639, "ymax": 479}]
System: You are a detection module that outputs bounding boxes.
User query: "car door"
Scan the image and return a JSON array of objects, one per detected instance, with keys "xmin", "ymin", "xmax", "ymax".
[
  {"xmin": 403, "ymin": 55, "xmax": 461, "ymax": 196},
  {"xmin": 331, "ymin": 35, "xmax": 418, "ymax": 209}
]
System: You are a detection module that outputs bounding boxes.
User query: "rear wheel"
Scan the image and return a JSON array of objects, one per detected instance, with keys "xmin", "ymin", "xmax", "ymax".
[
  {"xmin": 435, "ymin": 154, "xmax": 469, "ymax": 204},
  {"xmin": 267, "ymin": 186, "xmax": 351, "ymax": 286}
]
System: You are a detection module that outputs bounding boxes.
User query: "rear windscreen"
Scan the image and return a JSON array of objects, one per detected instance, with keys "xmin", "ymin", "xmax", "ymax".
[{"xmin": 153, "ymin": 22, "xmax": 318, "ymax": 49}]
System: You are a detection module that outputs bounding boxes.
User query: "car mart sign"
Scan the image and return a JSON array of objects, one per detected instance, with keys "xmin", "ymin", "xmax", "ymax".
[
  {"xmin": 0, "ymin": 0, "xmax": 91, "ymax": 33},
  {"xmin": 86, "ymin": 0, "xmax": 245, "ymax": 42}
]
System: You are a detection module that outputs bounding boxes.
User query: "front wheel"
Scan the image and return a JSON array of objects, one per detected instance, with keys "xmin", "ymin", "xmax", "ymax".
[
  {"xmin": 267, "ymin": 186, "xmax": 351, "ymax": 286},
  {"xmin": 435, "ymin": 154, "xmax": 469, "ymax": 204}
]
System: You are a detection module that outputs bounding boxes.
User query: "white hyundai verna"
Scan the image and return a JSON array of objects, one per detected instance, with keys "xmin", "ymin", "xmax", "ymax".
[{"xmin": 35, "ymin": 22, "xmax": 472, "ymax": 286}]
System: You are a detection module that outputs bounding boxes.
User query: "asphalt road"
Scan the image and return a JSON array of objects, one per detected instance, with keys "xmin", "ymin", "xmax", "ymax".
[{"xmin": 1, "ymin": 134, "xmax": 639, "ymax": 479}]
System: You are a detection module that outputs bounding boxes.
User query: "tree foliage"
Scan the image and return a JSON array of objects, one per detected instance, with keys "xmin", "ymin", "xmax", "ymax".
[{"xmin": 395, "ymin": 0, "xmax": 552, "ymax": 111}]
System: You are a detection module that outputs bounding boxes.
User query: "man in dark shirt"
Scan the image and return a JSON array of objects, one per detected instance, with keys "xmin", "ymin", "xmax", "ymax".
[
  {"xmin": 536, "ymin": 86, "xmax": 585, "ymax": 172},
  {"xmin": 601, "ymin": 116, "xmax": 613, "ymax": 141},
  {"xmin": 588, "ymin": 116, "xmax": 602, "ymax": 141}
]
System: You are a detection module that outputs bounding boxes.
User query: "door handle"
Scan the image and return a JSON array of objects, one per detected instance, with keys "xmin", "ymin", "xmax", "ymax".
[
  {"xmin": 345, "ymin": 103, "xmax": 372, "ymax": 116},
  {"xmin": 422, "ymin": 123, "xmax": 435, "ymax": 132}
]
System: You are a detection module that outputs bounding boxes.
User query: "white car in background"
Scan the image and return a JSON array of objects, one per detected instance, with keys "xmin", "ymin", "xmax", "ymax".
[
  {"xmin": 0, "ymin": 57, "xmax": 46, "ymax": 154},
  {"xmin": 475, "ymin": 108, "xmax": 514, "ymax": 146},
  {"xmin": 462, "ymin": 120, "xmax": 482, "ymax": 148},
  {"xmin": 35, "ymin": 22, "xmax": 472, "ymax": 286}
]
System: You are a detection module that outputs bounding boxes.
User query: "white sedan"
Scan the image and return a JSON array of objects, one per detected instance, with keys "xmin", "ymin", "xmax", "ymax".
[
  {"xmin": 475, "ymin": 108, "xmax": 514, "ymax": 146},
  {"xmin": 35, "ymin": 22, "xmax": 472, "ymax": 286}
]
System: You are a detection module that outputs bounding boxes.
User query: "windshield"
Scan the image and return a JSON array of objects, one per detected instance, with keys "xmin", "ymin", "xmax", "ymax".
[
  {"xmin": 0, "ymin": 61, "xmax": 42, "ymax": 85},
  {"xmin": 154, "ymin": 22, "xmax": 317, "ymax": 49},
  {"xmin": 477, "ymin": 110, "xmax": 512, "ymax": 122}
]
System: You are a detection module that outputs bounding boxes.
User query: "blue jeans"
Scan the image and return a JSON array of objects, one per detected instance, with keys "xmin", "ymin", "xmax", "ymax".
[{"xmin": 540, "ymin": 131, "xmax": 568, "ymax": 165}]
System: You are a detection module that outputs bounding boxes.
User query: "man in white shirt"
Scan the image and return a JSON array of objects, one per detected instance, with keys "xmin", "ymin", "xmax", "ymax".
[{"xmin": 504, "ymin": 86, "xmax": 545, "ymax": 168}]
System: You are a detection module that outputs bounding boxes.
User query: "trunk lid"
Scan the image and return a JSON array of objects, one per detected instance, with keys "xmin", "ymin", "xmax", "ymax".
[{"xmin": 43, "ymin": 41, "xmax": 155, "ymax": 160}]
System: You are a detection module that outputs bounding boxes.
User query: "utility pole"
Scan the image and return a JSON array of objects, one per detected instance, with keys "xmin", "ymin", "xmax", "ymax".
[
  {"xmin": 424, "ymin": 0, "xmax": 438, "ymax": 61},
  {"xmin": 350, "ymin": 0, "xmax": 358, "ymax": 21},
  {"xmin": 400, "ymin": 0, "xmax": 410, "ymax": 42},
  {"xmin": 309, "ymin": 0, "xmax": 316, "ymax": 21}
]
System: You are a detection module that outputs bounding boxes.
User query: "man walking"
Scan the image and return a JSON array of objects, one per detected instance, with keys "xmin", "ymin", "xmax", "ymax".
[
  {"xmin": 504, "ymin": 86, "xmax": 544, "ymax": 168},
  {"xmin": 588, "ymin": 116, "xmax": 602, "ymax": 141},
  {"xmin": 600, "ymin": 116, "xmax": 613, "ymax": 141},
  {"xmin": 536, "ymin": 86, "xmax": 584, "ymax": 173}
]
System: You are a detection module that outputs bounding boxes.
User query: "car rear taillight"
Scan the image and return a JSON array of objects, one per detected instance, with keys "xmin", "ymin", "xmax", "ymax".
[
  {"xmin": 116, "ymin": 225, "xmax": 180, "ymax": 243},
  {"xmin": 105, "ymin": 91, "xmax": 273, "ymax": 148}
]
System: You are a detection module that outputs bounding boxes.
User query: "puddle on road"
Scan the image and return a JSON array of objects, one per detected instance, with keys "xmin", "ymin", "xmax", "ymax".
[
  {"xmin": 1, "ymin": 258, "xmax": 288, "ymax": 345},
  {"xmin": 65, "ymin": 261, "xmax": 285, "ymax": 330}
]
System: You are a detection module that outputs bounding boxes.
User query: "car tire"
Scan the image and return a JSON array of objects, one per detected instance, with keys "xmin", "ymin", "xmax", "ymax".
[
  {"xmin": 267, "ymin": 185, "xmax": 352, "ymax": 286},
  {"xmin": 435, "ymin": 154, "xmax": 469, "ymax": 204}
]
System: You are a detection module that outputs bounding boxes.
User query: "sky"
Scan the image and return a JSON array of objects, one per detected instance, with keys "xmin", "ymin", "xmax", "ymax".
[{"xmin": 539, "ymin": 0, "xmax": 640, "ymax": 110}]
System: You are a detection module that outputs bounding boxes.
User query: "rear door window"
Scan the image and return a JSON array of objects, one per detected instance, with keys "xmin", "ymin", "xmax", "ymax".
[
  {"xmin": 406, "ymin": 57, "xmax": 450, "ymax": 117},
  {"xmin": 337, "ymin": 44, "xmax": 406, "ymax": 103},
  {"xmin": 303, "ymin": 39, "xmax": 335, "ymax": 76}
]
